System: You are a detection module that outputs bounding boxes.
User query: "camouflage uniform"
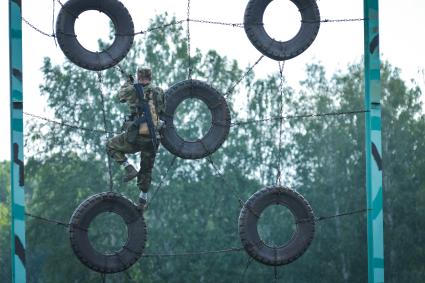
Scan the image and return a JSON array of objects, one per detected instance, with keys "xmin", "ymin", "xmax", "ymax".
[{"xmin": 106, "ymin": 71, "xmax": 165, "ymax": 193}]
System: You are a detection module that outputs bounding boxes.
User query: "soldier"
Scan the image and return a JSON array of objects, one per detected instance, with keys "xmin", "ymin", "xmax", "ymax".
[{"xmin": 107, "ymin": 66, "xmax": 165, "ymax": 206}]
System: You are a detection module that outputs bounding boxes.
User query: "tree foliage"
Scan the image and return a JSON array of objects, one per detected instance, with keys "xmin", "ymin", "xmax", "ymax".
[{"xmin": 0, "ymin": 161, "xmax": 11, "ymax": 281}]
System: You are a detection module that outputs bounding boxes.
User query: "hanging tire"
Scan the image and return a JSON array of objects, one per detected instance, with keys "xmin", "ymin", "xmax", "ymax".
[
  {"xmin": 160, "ymin": 80, "xmax": 231, "ymax": 159},
  {"xmin": 238, "ymin": 186, "xmax": 315, "ymax": 266},
  {"xmin": 56, "ymin": 0, "xmax": 134, "ymax": 71},
  {"xmin": 244, "ymin": 0, "xmax": 320, "ymax": 61},
  {"xmin": 69, "ymin": 192, "xmax": 146, "ymax": 273}
]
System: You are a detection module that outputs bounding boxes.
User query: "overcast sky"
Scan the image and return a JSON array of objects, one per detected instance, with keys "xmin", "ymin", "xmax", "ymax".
[{"xmin": 1, "ymin": 0, "xmax": 424, "ymax": 161}]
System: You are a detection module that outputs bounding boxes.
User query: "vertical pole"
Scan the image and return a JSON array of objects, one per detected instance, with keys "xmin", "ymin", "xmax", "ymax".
[
  {"xmin": 9, "ymin": 0, "xmax": 26, "ymax": 282},
  {"xmin": 364, "ymin": 0, "xmax": 384, "ymax": 282}
]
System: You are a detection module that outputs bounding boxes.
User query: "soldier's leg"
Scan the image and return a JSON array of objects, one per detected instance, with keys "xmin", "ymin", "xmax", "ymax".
[
  {"xmin": 106, "ymin": 133, "xmax": 139, "ymax": 182},
  {"xmin": 106, "ymin": 133, "xmax": 128, "ymax": 164},
  {"xmin": 137, "ymin": 141, "xmax": 158, "ymax": 193}
]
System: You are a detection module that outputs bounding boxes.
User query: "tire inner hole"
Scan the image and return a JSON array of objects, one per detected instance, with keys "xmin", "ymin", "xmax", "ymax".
[
  {"xmin": 174, "ymin": 98, "xmax": 212, "ymax": 141},
  {"xmin": 74, "ymin": 10, "xmax": 116, "ymax": 52},
  {"xmin": 257, "ymin": 204, "xmax": 297, "ymax": 248},
  {"xmin": 263, "ymin": 0, "xmax": 301, "ymax": 42},
  {"xmin": 88, "ymin": 212, "xmax": 128, "ymax": 254}
]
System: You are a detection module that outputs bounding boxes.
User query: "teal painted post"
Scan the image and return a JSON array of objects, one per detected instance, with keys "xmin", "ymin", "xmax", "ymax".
[
  {"xmin": 364, "ymin": 0, "xmax": 384, "ymax": 282},
  {"xmin": 9, "ymin": 0, "xmax": 26, "ymax": 282}
]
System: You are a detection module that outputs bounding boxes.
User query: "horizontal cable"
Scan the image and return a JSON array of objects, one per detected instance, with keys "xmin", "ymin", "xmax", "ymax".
[
  {"xmin": 25, "ymin": 109, "xmax": 368, "ymax": 136},
  {"xmin": 231, "ymin": 109, "xmax": 369, "ymax": 127},
  {"xmin": 22, "ymin": 14, "xmax": 364, "ymax": 40},
  {"xmin": 133, "ymin": 20, "xmax": 186, "ymax": 35},
  {"xmin": 26, "ymin": 211, "xmax": 243, "ymax": 256},
  {"xmin": 189, "ymin": 18, "xmax": 244, "ymax": 28},
  {"xmin": 24, "ymin": 112, "xmax": 119, "ymax": 135},
  {"xmin": 25, "ymin": 212, "xmax": 69, "ymax": 228},
  {"xmin": 22, "ymin": 16, "xmax": 56, "ymax": 37},
  {"xmin": 247, "ymin": 18, "xmax": 365, "ymax": 26},
  {"xmin": 142, "ymin": 247, "xmax": 244, "ymax": 257},
  {"xmin": 22, "ymin": 15, "xmax": 184, "ymax": 38},
  {"xmin": 303, "ymin": 18, "xmax": 366, "ymax": 23},
  {"xmin": 315, "ymin": 208, "xmax": 370, "ymax": 222},
  {"xmin": 296, "ymin": 208, "xmax": 370, "ymax": 224}
]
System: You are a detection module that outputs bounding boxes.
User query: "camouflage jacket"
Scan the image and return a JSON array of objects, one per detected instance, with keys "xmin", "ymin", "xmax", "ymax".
[
  {"xmin": 118, "ymin": 81, "xmax": 166, "ymax": 136},
  {"xmin": 118, "ymin": 81, "xmax": 165, "ymax": 117}
]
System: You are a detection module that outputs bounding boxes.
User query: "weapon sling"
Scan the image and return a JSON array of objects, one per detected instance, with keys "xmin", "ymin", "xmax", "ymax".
[{"xmin": 133, "ymin": 83, "xmax": 158, "ymax": 148}]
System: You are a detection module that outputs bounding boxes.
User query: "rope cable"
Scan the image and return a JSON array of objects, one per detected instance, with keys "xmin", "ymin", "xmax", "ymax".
[
  {"xmin": 24, "ymin": 109, "xmax": 368, "ymax": 134},
  {"xmin": 207, "ymin": 156, "xmax": 245, "ymax": 207},
  {"xmin": 225, "ymin": 55, "xmax": 264, "ymax": 97},
  {"xmin": 238, "ymin": 257, "xmax": 254, "ymax": 283},
  {"xmin": 142, "ymin": 247, "xmax": 243, "ymax": 257},
  {"xmin": 25, "ymin": 212, "xmax": 69, "ymax": 228},
  {"xmin": 21, "ymin": 13, "xmax": 365, "ymax": 39},
  {"xmin": 231, "ymin": 109, "xmax": 369, "ymax": 126},
  {"xmin": 276, "ymin": 61, "xmax": 285, "ymax": 185},
  {"xmin": 97, "ymin": 72, "xmax": 114, "ymax": 192},
  {"xmin": 24, "ymin": 112, "xmax": 118, "ymax": 135},
  {"xmin": 26, "ymin": 207, "xmax": 369, "ymax": 230},
  {"xmin": 186, "ymin": 0, "xmax": 192, "ymax": 79},
  {"xmin": 52, "ymin": 0, "xmax": 58, "ymax": 46},
  {"xmin": 145, "ymin": 155, "xmax": 178, "ymax": 209}
]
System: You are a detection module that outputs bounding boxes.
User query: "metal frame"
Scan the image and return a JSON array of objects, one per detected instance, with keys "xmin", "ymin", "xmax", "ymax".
[
  {"xmin": 10, "ymin": 0, "xmax": 26, "ymax": 282},
  {"xmin": 7, "ymin": 0, "xmax": 384, "ymax": 282},
  {"xmin": 364, "ymin": 0, "xmax": 384, "ymax": 282}
]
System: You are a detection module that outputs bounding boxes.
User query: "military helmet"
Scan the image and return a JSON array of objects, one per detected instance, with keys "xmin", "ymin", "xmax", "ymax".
[{"xmin": 137, "ymin": 66, "xmax": 152, "ymax": 80}]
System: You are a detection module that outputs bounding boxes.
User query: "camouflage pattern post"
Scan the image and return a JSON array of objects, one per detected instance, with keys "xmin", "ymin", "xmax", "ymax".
[{"xmin": 10, "ymin": 0, "xmax": 26, "ymax": 281}]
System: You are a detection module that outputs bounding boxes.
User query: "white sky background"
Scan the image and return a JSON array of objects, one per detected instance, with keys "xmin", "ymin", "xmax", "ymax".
[{"xmin": 0, "ymin": 0, "xmax": 424, "ymax": 161}]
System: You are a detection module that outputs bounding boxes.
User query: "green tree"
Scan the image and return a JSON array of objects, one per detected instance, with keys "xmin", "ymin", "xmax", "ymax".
[
  {"xmin": 0, "ymin": 161, "xmax": 11, "ymax": 282},
  {"xmin": 285, "ymin": 62, "xmax": 425, "ymax": 283}
]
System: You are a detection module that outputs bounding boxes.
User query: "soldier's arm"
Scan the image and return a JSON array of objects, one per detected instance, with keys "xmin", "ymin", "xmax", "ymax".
[{"xmin": 118, "ymin": 81, "xmax": 134, "ymax": 103}]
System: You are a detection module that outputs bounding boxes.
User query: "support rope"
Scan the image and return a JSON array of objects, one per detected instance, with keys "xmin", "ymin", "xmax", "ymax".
[
  {"xmin": 145, "ymin": 155, "xmax": 178, "ymax": 209},
  {"xmin": 142, "ymin": 247, "xmax": 243, "ymax": 257},
  {"xmin": 276, "ymin": 61, "xmax": 285, "ymax": 185},
  {"xmin": 97, "ymin": 72, "xmax": 114, "ymax": 192},
  {"xmin": 207, "ymin": 156, "xmax": 245, "ymax": 207},
  {"xmin": 186, "ymin": 0, "xmax": 192, "ymax": 79},
  {"xmin": 238, "ymin": 257, "xmax": 254, "ymax": 283},
  {"xmin": 231, "ymin": 109, "xmax": 369, "ymax": 126}
]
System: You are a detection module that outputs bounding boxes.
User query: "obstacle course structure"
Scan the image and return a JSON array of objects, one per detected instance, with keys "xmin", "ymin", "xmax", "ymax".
[{"xmin": 8, "ymin": 0, "xmax": 384, "ymax": 282}]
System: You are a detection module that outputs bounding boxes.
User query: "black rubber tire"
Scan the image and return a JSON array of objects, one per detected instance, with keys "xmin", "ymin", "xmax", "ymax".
[
  {"xmin": 56, "ymin": 0, "xmax": 134, "ymax": 71},
  {"xmin": 244, "ymin": 0, "xmax": 320, "ymax": 61},
  {"xmin": 160, "ymin": 80, "xmax": 231, "ymax": 159},
  {"xmin": 238, "ymin": 186, "xmax": 315, "ymax": 266},
  {"xmin": 69, "ymin": 192, "xmax": 146, "ymax": 273}
]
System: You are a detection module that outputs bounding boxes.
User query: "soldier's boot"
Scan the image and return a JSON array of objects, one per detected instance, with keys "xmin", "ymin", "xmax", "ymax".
[{"xmin": 123, "ymin": 164, "xmax": 138, "ymax": 183}]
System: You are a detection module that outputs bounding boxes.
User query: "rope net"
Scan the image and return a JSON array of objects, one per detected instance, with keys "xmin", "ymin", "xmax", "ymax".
[{"xmin": 6, "ymin": 0, "xmax": 371, "ymax": 282}]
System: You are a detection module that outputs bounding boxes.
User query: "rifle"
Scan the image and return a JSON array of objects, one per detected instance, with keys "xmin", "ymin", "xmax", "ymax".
[{"xmin": 127, "ymin": 83, "xmax": 158, "ymax": 148}]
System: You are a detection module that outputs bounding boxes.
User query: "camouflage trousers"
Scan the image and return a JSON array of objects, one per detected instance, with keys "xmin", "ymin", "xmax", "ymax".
[{"xmin": 106, "ymin": 123, "xmax": 158, "ymax": 192}]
